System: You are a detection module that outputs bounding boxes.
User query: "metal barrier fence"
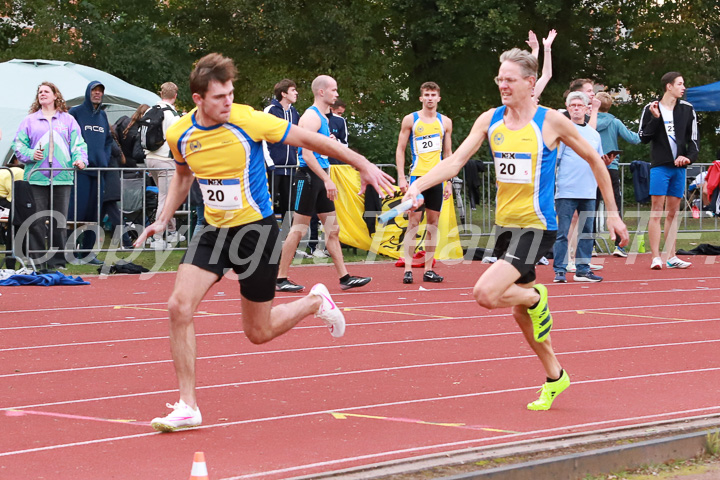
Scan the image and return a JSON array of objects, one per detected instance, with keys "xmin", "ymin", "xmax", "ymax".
[
  {"xmin": 443, "ymin": 161, "xmax": 720, "ymax": 253},
  {"xmin": 0, "ymin": 165, "xmax": 193, "ymax": 268},
  {"xmin": 2, "ymin": 161, "xmax": 717, "ymax": 267}
]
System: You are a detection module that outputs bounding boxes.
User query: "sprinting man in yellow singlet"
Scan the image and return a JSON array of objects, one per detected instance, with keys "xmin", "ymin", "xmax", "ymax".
[
  {"xmin": 395, "ymin": 82, "xmax": 453, "ymax": 284},
  {"xmin": 134, "ymin": 54, "xmax": 395, "ymax": 432},
  {"xmin": 404, "ymin": 49, "xmax": 629, "ymax": 411}
]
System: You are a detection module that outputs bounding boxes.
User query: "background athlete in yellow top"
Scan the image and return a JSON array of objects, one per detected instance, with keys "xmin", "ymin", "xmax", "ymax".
[
  {"xmin": 404, "ymin": 48, "xmax": 629, "ymax": 411},
  {"xmin": 395, "ymin": 82, "xmax": 453, "ymax": 284},
  {"xmin": 134, "ymin": 54, "xmax": 395, "ymax": 432}
]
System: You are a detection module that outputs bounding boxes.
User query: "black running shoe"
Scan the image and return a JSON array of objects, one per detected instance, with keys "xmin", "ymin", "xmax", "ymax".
[
  {"xmin": 340, "ymin": 275, "xmax": 372, "ymax": 290},
  {"xmin": 423, "ymin": 270, "xmax": 444, "ymax": 283},
  {"xmin": 276, "ymin": 279, "xmax": 305, "ymax": 292},
  {"xmin": 403, "ymin": 271, "xmax": 413, "ymax": 284}
]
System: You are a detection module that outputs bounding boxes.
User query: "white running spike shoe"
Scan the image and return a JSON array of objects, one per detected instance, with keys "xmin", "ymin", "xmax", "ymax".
[
  {"xmin": 309, "ymin": 283, "xmax": 346, "ymax": 338},
  {"xmin": 150, "ymin": 399, "xmax": 202, "ymax": 432}
]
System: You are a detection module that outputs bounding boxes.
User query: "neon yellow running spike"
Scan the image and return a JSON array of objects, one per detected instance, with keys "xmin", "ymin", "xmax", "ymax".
[
  {"xmin": 527, "ymin": 370, "xmax": 570, "ymax": 411},
  {"xmin": 527, "ymin": 284, "xmax": 552, "ymax": 342}
]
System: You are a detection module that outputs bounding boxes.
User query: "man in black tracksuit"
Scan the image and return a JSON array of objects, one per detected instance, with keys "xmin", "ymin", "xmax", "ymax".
[
  {"xmin": 263, "ymin": 79, "xmax": 300, "ymax": 220},
  {"xmin": 639, "ymin": 71, "xmax": 699, "ymax": 270}
]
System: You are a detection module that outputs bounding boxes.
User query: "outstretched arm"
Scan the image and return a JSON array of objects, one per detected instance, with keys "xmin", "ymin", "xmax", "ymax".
[
  {"xmin": 533, "ymin": 29, "xmax": 556, "ymax": 102},
  {"xmin": 284, "ymin": 125, "xmax": 395, "ymax": 197},
  {"xmin": 442, "ymin": 116, "xmax": 454, "ymax": 199},
  {"xmin": 526, "ymin": 30, "xmax": 539, "ymax": 59}
]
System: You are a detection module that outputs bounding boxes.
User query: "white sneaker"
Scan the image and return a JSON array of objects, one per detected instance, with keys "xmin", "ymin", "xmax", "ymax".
[
  {"xmin": 149, "ymin": 239, "xmax": 169, "ymax": 250},
  {"xmin": 295, "ymin": 249, "xmax": 313, "ymax": 259},
  {"xmin": 166, "ymin": 231, "xmax": 186, "ymax": 243},
  {"xmin": 567, "ymin": 262, "xmax": 602, "ymax": 272},
  {"xmin": 151, "ymin": 400, "xmax": 202, "ymax": 432},
  {"xmin": 651, "ymin": 257, "xmax": 663, "ymax": 270},
  {"xmin": 312, "ymin": 249, "xmax": 330, "ymax": 259},
  {"xmin": 667, "ymin": 256, "xmax": 691, "ymax": 269},
  {"xmin": 309, "ymin": 283, "xmax": 345, "ymax": 338}
]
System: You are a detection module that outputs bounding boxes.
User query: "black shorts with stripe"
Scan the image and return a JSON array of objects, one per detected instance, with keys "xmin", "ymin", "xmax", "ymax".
[{"xmin": 293, "ymin": 167, "xmax": 335, "ymax": 216}]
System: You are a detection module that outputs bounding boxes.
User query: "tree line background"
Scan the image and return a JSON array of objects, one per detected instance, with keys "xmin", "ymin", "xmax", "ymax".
[{"xmin": 2, "ymin": 0, "xmax": 719, "ymax": 166}]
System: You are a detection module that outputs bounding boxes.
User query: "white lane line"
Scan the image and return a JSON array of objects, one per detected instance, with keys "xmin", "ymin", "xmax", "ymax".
[
  {"xmin": 3, "ymin": 290, "xmax": 720, "ymax": 334},
  {"xmin": 3, "ymin": 304, "xmax": 719, "ymax": 354},
  {"xmin": 2, "ymin": 367, "xmax": 720, "ymax": 461},
  {"xmin": 1, "ymin": 278, "xmax": 719, "ymax": 318},
  {"xmin": 4, "ymin": 338, "xmax": 720, "ymax": 410}
]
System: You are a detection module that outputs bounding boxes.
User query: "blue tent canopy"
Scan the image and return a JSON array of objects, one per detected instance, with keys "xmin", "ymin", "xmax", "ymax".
[{"xmin": 686, "ymin": 81, "xmax": 720, "ymax": 112}]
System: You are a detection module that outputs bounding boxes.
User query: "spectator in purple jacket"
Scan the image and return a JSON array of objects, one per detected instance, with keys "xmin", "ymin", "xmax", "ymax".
[{"xmin": 13, "ymin": 82, "xmax": 88, "ymax": 270}]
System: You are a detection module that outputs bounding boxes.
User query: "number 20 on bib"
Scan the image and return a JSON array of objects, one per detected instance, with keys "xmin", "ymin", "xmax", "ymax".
[
  {"xmin": 198, "ymin": 178, "xmax": 244, "ymax": 210},
  {"xmin": 493, "ymin": 152, "xmax": 532, "ymax": 184}
]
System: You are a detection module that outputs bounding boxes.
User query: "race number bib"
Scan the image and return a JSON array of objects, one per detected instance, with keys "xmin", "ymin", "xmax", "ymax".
[
  {"xmin": 415, "ymin": 134, "xmax": 442, "ymax": 155},
  {"xmin": 198, "ymin": 178, "xmax": 244, "ymax": 210},
  {"xmin": 494, "ymin": 152, "xmax": 532, "ymax": 184}
]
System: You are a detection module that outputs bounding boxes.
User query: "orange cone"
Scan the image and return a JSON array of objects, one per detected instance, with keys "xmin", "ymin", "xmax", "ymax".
[{"xmin": 189, "ymin": 451, "xmax": 209, "ymax": 480}]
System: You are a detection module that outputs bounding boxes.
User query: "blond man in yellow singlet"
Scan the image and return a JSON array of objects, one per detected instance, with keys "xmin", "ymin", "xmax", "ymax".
[
  {"xmin": 395, "ymin": 81, "xmax": 453, "ymax": 284},
  {"xmin": 404, "ymin": 49, "xmax": 629, "ymax": 411}
]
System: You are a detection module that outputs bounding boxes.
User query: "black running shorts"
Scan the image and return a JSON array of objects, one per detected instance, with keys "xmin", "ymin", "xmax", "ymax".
[
  {"xmin": 492, "ymin": 227, "xmax": 557, "ymax": 284},
  {"xmin": 181, "ymin": 216, "xmax": 280, "ymax": 303},
  {"xmin": 293, "ymin": 167, "xmax": 335, "ymax": 216},
  {"xmin": 410, "ymin": 176, "xmax": 444, "ymax": 212}
]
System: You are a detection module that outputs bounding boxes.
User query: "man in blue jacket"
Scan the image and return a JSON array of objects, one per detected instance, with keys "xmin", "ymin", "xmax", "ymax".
[
  {"xmin": 263, "ymin": 79, "xmax": 300, "ymax": 220},
  {"xmin": 69, "ymin": 81, "xmax": 114, "ymax": 265}
]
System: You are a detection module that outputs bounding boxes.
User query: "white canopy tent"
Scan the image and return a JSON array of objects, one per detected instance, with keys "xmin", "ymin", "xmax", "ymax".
[{"xmin": 0, "ymin": 59, "xmax": 159, "ymax": 164}]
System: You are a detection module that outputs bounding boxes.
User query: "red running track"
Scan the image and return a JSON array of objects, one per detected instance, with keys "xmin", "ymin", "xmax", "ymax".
[{"xmin": 1, "ymin": 254, "xmax": 719, "ymax": 479}]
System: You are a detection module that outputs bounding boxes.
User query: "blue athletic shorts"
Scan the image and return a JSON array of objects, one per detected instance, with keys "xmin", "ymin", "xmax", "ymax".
[{"xmin": 649, "ymin": 165, "xmax": 686, "ymax": 198}]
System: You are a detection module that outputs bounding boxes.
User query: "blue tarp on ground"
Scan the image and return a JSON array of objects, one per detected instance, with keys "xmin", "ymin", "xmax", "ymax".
[
  {"xmin": 0, "ymin": 271, "xmax": 90, "ymax": 286},
  {"xmin": 686, "ymin": 81, "xmax": 720, "ymax": 112}
]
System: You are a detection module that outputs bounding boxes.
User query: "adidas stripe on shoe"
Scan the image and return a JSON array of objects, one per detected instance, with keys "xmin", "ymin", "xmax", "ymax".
[
  {"xmin": 276, "ymin": 278, "xmax": 304, "ymax": 292},
  {"xmin": 527, "ymin": 370, "xmax": 571, "ymax": 411},
  {"xmin": 527, "ymin": 284, "xmax": 552, "ymax": 343},
  {"xmin": 340, "ymin": 275, "xmax": 371, "ymax": 290},
  {"xmin": 667, "ymin": 256, "xmax": 691, "ymax": 269}
]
